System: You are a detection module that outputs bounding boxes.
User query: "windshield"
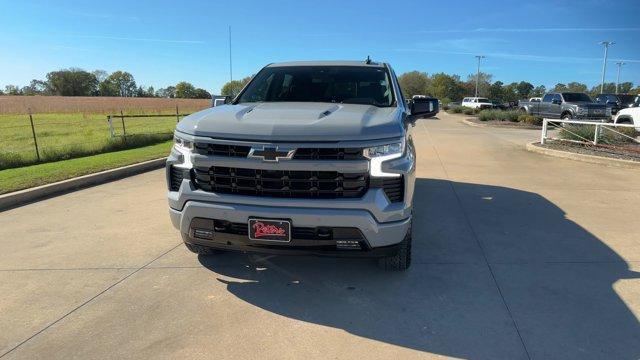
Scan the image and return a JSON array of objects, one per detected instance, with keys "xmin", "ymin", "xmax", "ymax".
[
  {"xmin": 477, "ymin": 98, "xmax": 490, "ymax": 103},
  {"xmin": 562, "ymin": 93, "xmax": 593, "ymax": 102},
  {"xmin": 237, "ymin": 66, "xmax": 394, "ymax": 107},
  {"xmin": 618, "ymin": 94, "xmax": 635, "ymax": 105}
]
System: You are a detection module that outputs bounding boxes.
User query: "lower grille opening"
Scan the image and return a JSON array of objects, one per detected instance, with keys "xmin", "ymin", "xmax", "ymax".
[{"xmin": 190, "ymin": 218, "xmax": 366, "ymax": 245}]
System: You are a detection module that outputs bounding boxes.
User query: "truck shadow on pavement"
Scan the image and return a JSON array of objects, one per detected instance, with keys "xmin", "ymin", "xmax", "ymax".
[{"xmin": 199, "ymin": 178, "xmax": 640, "ymax": 359}]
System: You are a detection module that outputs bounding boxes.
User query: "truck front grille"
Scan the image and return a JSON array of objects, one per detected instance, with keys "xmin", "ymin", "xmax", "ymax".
[
  {"xmin": 193, "ymin": 166, "xmax": 368, "ymax": 199},
  {"xmin": 194, "ymin": 143, "xmax": 364, "ymax": 160}
]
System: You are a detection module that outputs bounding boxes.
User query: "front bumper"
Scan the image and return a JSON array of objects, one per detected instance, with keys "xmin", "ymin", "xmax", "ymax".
[{"xmin": 166, "ymin": 140, "xmax": 415, "ymax": 254}]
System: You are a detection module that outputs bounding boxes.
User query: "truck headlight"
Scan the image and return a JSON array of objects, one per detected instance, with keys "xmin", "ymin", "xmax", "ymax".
[
  {"xmin": 172, "ymin": 132, "xmax": 194, "ymax": 169},
  {"xmin": 364, "ymin": 139, "xmax": 405, "ymax": 178},
  {"xmin": 576, "ymin": 107, "xmax": 587, "ymax": 115},
  {"xmin": 173, "ymin": 133, "xmax": 194, "ymax": 151}
]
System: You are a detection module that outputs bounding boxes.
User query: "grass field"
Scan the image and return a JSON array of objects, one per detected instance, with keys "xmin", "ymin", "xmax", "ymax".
[
  {"xmin": 0, "ymin": 140, "xmax": 172, "ymax": 194},
  {"xmin": 0, "ymin": 112, "xmax": 183, "ymax": 169}
]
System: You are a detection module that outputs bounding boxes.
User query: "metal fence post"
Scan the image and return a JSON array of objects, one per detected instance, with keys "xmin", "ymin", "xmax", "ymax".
[
  {"xmin": 593, "ymin": 124, "xmax": 599, "ymax": 145},
  {"xmin": 541, "ymin": 119, "xmax": 548, "ymax": 145},
  {"xmin": 28, "ymin": 109, "xmax": 41, "ymax": 162},
  {"xmin": 107, "ymin": 115, "xmax": 115, "ymax": 138},
  {"xmin": 176, "ymin": 105, "xmax": 179, "ymax": 123}
]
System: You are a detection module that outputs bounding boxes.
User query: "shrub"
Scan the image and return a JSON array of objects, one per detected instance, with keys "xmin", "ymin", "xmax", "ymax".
[
  {"xmin": 478, "ymin": 109, "xmax": 499, "ymax": 121},
  {"xmin": 477, "ymin": 109, "xmax": 521, "ymax": 122},
  {"xmin": 559, "ymin": 124, "xmax": 640, "ymax": 144},
  {"xmin": 462, "ymin": 107, "xmax": 475, "ymax": 115},
  {"xmin": 518, "ymin": 115, "xmax": 543, "ymax": 126},
  {"xmin": 447, "ymin": 105, "xmax": 464, "ymax": 114}
]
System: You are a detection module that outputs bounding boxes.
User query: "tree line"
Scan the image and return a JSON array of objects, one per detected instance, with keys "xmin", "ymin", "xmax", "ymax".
[
  {"xmin": 1, "ymin": 68, "xmax": 212, "ymax": 99},
  {"xmin": 4, "ymin": 67, "xmax": 638, "ymax": 102},
  {"xmin": 396, "ymin": 71, "xmax": 639, "ymax": 105}
]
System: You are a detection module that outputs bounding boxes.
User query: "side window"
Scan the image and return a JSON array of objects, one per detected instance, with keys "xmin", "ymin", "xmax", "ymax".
[
  {"xmin": 542, "ymin": 94, "xmax": 553, "ymax": 102},
  {"xmin": 553, "ymin": 94, "xmax": 562, "ymax": 103}
]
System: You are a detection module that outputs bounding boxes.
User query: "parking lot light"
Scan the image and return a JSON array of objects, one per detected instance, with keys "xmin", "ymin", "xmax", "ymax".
[
  {"xmin": 615, "ymin": 61, "xmax": 625, "ymax": 94},
  {"xmin": 599, "ymin": 41, "xmax": 615, "ymax": 94},
  {"xmin": 474, "ymin": 55, "xmax": 485, "ymax": 98}
]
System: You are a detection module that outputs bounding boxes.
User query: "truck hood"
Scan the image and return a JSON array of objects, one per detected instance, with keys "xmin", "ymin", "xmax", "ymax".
[{"xmin": 176, "ymin": 102, "xmax": 404, "ymax": 142}]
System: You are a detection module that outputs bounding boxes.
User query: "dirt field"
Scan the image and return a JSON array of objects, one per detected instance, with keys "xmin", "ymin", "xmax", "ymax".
[{"xmin": 0, "ymin": 95, "xmax": 211, "ymax": 115}]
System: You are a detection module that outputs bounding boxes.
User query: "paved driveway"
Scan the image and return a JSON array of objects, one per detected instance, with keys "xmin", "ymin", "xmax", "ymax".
[{"xmin": 1, "ymin": 112, "xmax": 639, "ymax": 359}]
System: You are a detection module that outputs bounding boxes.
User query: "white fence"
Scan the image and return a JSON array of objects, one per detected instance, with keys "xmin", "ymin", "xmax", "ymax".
[{"xmin": 540, "ymin": 118, "xmax": 639, "ymax": 146}]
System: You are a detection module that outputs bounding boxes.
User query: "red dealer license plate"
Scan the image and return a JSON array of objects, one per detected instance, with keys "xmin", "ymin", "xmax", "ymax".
[{"xmin": 248, "ymin": 218, "xmax": 291, "ymax": 242}]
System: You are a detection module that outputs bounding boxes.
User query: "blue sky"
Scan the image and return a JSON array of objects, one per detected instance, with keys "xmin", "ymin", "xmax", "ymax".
[{"xmin": 1, "ymin": 0, "xmax": 639, "ymax": 94}]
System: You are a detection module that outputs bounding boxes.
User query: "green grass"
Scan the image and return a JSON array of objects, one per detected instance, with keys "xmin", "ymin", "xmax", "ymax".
[
  {"xmin": 0, "ymin": 112, "xmax": 181, "ymax": 169},
  {"xmin": 0, "ymin": 141, "xmax": 172, "ymax": 195}
]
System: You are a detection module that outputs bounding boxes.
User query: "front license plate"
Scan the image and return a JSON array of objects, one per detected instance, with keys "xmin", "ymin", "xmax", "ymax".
[{"xmin": 248, "ymin": 218, "xmax": 291, "ymax": 242}]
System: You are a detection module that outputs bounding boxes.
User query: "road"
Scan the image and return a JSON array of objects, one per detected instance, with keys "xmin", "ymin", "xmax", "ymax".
[{"xmin": 1, "ymin": 112, "xmax": 639, "ymax": 359}]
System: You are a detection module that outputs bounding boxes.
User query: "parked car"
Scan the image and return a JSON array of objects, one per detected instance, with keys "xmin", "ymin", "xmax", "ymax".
[
  {"xmin": 613, "ymin": 106, "xmax": 640, "ymax": 131},
  {"xmin": 518, "ymin": 92, "xmax": 609, "ymax": 120},
  {"xmin": 462, "ymin": 97, "xmax": 493, "ymax": 110},
  {"xmin": 167, "ymin": 60, "xmax": 439, "ymax": 271},
  {"xmin": 490, "ymin": 101, "xmax": 507, "ymax": 110},
  {"xmin": 594, "ymin": 93, "xmax": 638, "ymax": 115}
]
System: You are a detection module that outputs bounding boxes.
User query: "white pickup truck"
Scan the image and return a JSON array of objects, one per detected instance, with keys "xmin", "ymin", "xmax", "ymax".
[{"xmin": 461, "ymin": 97, "xmax": 493, "ymax": 110}]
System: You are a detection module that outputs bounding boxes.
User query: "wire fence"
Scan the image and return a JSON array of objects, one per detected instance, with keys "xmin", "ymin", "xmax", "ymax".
[{"xmin": 0, "ymin": 106, "xmax": 191, "ymax": 170}]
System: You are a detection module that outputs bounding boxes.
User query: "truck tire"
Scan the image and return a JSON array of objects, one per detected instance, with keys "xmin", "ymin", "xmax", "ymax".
[
  {"xmin": 184, "ymin": 242, "xmax": 222, "ymax": 255},
  {"xmin": 377, "ymin": 224, "xmax": 412, "ymax": 271}
]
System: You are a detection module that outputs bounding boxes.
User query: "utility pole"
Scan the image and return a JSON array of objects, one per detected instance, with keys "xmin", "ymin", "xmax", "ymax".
[
  {"xmin": 474, "ymin": 55, "xmax": 485, "ymax": 98},
  {"xmin": 229, "ymin": 26, "xmax": 233, "ymax": 85},
  {"xmin": 615, "ymin": 61, "xmax": 625, "ymax": 94},
  {"xmin": 599, "ymin": 41, "xmax": 614, "ymax": 94}
]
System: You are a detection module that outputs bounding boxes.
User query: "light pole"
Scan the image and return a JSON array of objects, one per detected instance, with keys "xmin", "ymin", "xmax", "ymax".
[
  {"xmin": 599, "ymin": 41, "xmax": 614, "ymax": 94},
  {"xmin": 474, "ymin": 55, "xmax": 485, "ymax": 98},
  {"xmin": 615, "ymin": 61, "xmax": 626, "ymax": 94}
]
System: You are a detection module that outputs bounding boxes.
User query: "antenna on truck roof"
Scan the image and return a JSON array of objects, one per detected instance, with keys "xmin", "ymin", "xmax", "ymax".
[{"xmin": 365, "ymin": 55, "xmax": 372, "ymax": 64}]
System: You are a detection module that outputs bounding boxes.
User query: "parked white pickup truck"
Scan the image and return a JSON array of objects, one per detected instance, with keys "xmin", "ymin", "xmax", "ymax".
[
  {"xmin": 461, "ymin": 97, "xmax": 493, "ymax": 110},
  {"xmin": 613, "ymin": 106, "xmax": 640, "ymax": 131}
]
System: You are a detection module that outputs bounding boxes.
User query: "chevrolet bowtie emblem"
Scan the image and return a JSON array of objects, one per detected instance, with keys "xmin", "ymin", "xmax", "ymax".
[{"xmin": 248, "ymin": 146, "xmax": 296, "ymax": 162}]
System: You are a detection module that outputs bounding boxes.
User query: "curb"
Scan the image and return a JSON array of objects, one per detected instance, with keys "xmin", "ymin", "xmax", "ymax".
[
  {"xmin": 462, "ymin": 118, "xmax": 541, "ymax": 130},
  {"xmin": 525, "ymin": 142, "xmax": 640, "ymax": 169},
  {"xmin": 461, "ymin": 118, "xmax": 487, "ymax": 127},
  {"xmin": 0, "ymin": 158, "xmax": 166, "ymax": 211}
]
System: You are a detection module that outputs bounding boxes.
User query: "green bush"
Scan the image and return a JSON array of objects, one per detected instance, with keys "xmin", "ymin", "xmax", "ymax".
[
  {"xmin": 559, "ymin": 125, "xmax": 640, "ymax": 144},
  {"xmin": 477, "ymin": 109, "xmax": 521, "ymax": 122},
  {"xmin": 462, "ymin": 107, "xmax": 475, "ymax": 115},
  {"xmin": 447, "ymin": 105, "xmax": 475, "ymax": 114},
  {"xmin": 517, "ymin": 115, "xmax": 543, "ymax": 126}
]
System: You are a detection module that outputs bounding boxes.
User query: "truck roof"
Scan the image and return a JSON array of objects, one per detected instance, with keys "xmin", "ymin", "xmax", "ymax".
[{"xmin": 266, "ymin": 60, "xmax": 386, "ymax": 68}]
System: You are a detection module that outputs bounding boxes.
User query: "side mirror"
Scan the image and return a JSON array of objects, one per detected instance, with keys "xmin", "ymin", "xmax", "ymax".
[
  {"xmin": 551, "ymin": 99, "xmax": 561, "ymax": 105},
  {"xmin": 408, "ymin": 97, "xmax": 439, "ymax": 122}
]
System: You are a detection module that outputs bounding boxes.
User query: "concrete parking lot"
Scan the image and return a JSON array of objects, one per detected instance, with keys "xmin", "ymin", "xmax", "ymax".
[{"xmin": 1, "ymin": 111, "xmax": 639, "ymax": 359}]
